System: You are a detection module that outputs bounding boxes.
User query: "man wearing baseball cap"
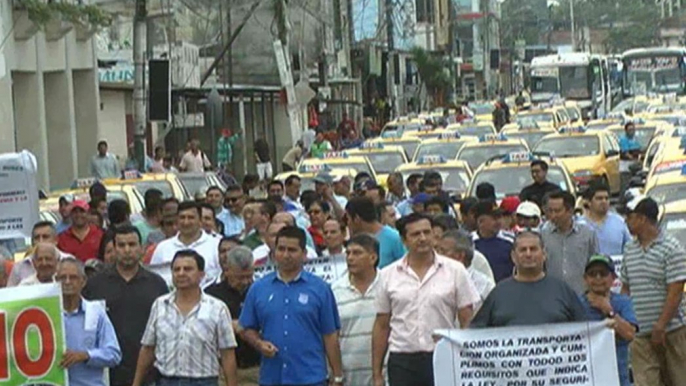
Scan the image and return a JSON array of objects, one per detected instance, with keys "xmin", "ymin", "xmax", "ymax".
[
  {"xmin": 515, "ymin": 201, "xmax": 542, "ymax": 230},
  {"xmin": 498, "ymin": 196, "xmax": 520, "ymax": 232},
  {"xmin": 57, "ymin": 200, "xmax": 104, "ymax": 263},
  {"xmin": 622, "ymin": 196, "xmax": 686, "ymax": 386},
  {"xmin": 55, "ymin": 194, "xmax": 75, "ymax": 234},
  {"xmin": 579, "ymin": 254, "xmax": 637, "ymax": 386},
  {"xmin": 472, "ymin": 201, "xmax": 514, "ymax": 282}
]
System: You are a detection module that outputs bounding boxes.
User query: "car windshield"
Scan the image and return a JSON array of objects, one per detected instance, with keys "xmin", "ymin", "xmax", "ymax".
[
  {"xmin": 611, "ymin": 99, "xmax": 649, "ymax": 114},
  {"xmin": 586, "ymin": 122, "xmax": 617, "ymax": 131},
  {"xmin": 534, "ymin": 136, "xmax": 600, "ymax": 157},
  {"xmin": 560, "ymin": 66, "xmax": 591, "ymax": 99},
  {"xmin": 469, "ymin": 103, "xmax": 495, "ymax": 115},
  {"xmin": 647, "ymin": 184, "xmax": 686, "ymax": 205},
  {"xmin": 458, "ymin": 144, "xmax": 528, "ymax": 169},
  {"xmin": 662, "ymin": 214, "xmax": 686, "ymax": 246},
  {"xmin": 177, "ymin": 176, "xmax": 210, "ymax": 198},
  {"xmin": 400, "ymin": 168, "xmax": 471, "ymax": 194},
  {"xmin": 565, "ymin": 107, "xmax": 581, "ymax": 121},
  {"xmin": 608, "ymin": 127, "xmax": 656, "ymax": 150},
  {"xmin": 503, "ymin": 132, "xmax": 549, "ymax": 148},
  {"xmin": 655, "ymin": 115, "xmax": 686, "ymax": 127},
  {"xmin": 516, "ymin": 113, "xmax": 554, "ymax": 124},
  {"xmin": 469, "ymin": 166, "xmax": 570, "ymax": 198},
  {"xmin": 319, "ymin": 161, "xmax": 373, "ymax": 176},
  {"xmin": 132, "ymin": 180, "xmax": 174, "ymax": 199},
  {"xmin": 414, "ymin": 142, "xmax": 470, "ymax": 160},
  {"xmin": 456, "ymin": 125, "xmax": 495, "ymax": 137},
  {"xmin": 364, "ymin": 152, "xmax": 406, "ymax": 174}
]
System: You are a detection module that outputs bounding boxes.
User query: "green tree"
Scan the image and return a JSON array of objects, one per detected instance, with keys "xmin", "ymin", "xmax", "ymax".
[{"xmin": 411, "ymin": 47, "xmax": 451, "ymax": 106}]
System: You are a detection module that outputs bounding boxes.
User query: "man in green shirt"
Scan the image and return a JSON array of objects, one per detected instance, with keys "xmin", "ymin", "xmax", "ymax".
[
  {"xmin": 309, "ymin": 131, "xmax": 332, "ymax": 158},
  {"xmin": 243, "ymin": 201, "xmax": 277, "ymax": 250},
  {"xmin": 217, "ymin": 129, "xmax": 241, "ymax": 169}
]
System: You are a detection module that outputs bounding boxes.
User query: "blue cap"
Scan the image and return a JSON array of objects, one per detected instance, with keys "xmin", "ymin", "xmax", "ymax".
[
  {"xmin": 585, "ymin": 254, "xmax": 616, "ymax": 275},
  {"xmin": 412, "ymin": 193, "xmax": 432, "ymax": 205}
]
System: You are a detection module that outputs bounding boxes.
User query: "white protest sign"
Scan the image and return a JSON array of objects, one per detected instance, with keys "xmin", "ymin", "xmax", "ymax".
[
  {"xmin": 610, "ymin": 255, "xmax": 623, "ymax": 293},
  {"xmin": 434, "ymin": 321, "xmax": 619, "ymax": 386},
  {"xmin": 254, "ymin": 255, "xmax": 348, "ymax": 284},
  {"xmin": 0, "ymin": 151, "xmax": 39, "ymax": 240}
]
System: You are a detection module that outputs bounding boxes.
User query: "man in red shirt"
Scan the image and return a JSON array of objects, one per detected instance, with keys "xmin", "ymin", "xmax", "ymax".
[{"xmin": 57, "ymin": 200, "xmax": 104, "ymax": 262}]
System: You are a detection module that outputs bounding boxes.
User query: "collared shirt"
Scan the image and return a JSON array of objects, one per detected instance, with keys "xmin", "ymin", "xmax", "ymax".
[
  {"xmin": 581, "ymin": 212, "xmax": 632, "ymax": 255},
  {"xmin": 579, "ymin": 292, "xmax": 637, "ymax": 386},
  {"xmin": 141, "ymin": 292, "xmax": 238, "ymax": 378},
  {"xmin": 541, "ymin": 220, "xmax": 600, "ymax": 294},
  {"xmin": 83, "ymin": 266, "xmax": 169, "ymax": 386},
  {"xmin": 150, "ymin": 232, "xmax": 221, "ymax": 288},
  {"xmin": 90, "ymin": 153, "xmax": 121, "ymax": 179},
  {"xmin": 396, "ymin": 198, "xmax": 414, "ymax": 217},
  {"xmin": 19, "ymin": 273, "xmax": 54, "ymax": 286},
  {"xmin": 377, "ymin": 225, "xmax": 407, "ymax": 268},
  {"xmin": 64, "ymin": 299, "xmax": 122, "ymax": 386},
  {"xmin": 376, "ymin": 254, "xmax": 480, "ymax": 352},
  {"xmin": 621, "ymin": 232, "xmax": 686, "ymax": 334},
  {"xmin": 7, "ymin": 249, "xmax": 73, "ymax": 287},
  {"xmin": 239, "ymin": 271, "xmax": 341, "ymax": 385},
  {"xmin": 332, "ymin": 273, "xmax": 381, "ymax": 386},
  {"xmin": 468, "ymin": 266, "xmax": 496, "ymax": 313},
  {"xmin": 243, "ymin": 231, "xmax": 264, "ymax": 250},
  {"xmin": 386, "ymin": 192, "xmax": 405, "ymax": 206},
  {"xmin": 217, "ymin": 208, "xmax": 245, "ymax": 237},
  {"xmin": 179, "ymin": 150, "xmax": 211, "ymax": 173},
  {"xmin": 205, "ymin": 280, "xmax": 261, "ymax": 369},
  {"xmin": 252, "ymin": 244, "xmax": 319, "ymax": 266},
  {"xmin": 472, "ymin": 250, "xmax": 495, "ymax": 283},
  {"xmin": 217, "ymin": 134, "xmax": 240, "ymax": 166},
  {"xmin": 473, "ymin": 231, "xmax": 515, "ymax": 282},
  {"xmin": 57, "ymin": 225, "xmax": 105, "ymax": 263},
  {"xmin": 133, "ymin": 218, "xmax": 158, "ymax": 247},
  {"xmin": 619, "ymin": 135, "xmax": 641, "ymax": 153}
]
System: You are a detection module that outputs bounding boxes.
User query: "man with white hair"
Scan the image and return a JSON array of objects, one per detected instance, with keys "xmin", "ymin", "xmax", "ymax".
[
  {"xmin": 8, "ymin": 221, "xmax": 72, "ymax": 286},
  {"xmin": 206, "ymin": 245, "xmax": 261, "ymax": 385},
  {"xmin": 19, "ymin": 242, "xmax": 59, "ymax": 286}
]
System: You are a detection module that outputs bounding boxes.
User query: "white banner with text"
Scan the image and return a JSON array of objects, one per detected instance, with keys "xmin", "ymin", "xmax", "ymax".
[
  {"xmin": 434, "ymin": 321, "xmax": 619, "ymax": 386},
  {"xmin": 0, "ymin": 151, "xmax": 39, "ymax": 240}
]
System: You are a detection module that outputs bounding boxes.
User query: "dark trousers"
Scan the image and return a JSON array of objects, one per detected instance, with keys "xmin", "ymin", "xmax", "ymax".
[
  {"xmin": 388, "ymin": 352, "xmax": 434, "ymax": 386},
  {"xmin": 159, "ymin": 376, "xmax": 218, "ymax": 386}
]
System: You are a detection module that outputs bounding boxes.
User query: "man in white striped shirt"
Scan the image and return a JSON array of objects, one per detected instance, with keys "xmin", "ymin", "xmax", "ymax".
[
  {"xmin": 622, "ymin": 197, "xmax": 686, "ymax": 386},
  {"xmin": 132, "ymin": 250, "xmax": 239, "ymax": 386},
  {"xmin": 332, "ymin": 234, "xmax": 381, "ymax": 386}
]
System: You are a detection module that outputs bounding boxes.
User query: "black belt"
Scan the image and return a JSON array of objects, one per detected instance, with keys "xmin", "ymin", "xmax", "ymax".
[
  {"xmin": 389, "ymin": 351, "xmax": 433, "ymax": 358},
  {"xmin": 160, "ymin": 376, "xmax": 219, "ymax": 381}
]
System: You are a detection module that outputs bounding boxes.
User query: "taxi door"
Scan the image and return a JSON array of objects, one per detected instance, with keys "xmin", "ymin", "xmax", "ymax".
[{"xmin": 601, "ymin": 133, "xmax": 621, "ymax": 192}]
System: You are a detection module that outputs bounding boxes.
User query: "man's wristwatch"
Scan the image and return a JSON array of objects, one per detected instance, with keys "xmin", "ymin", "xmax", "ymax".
[
  {"xmin": 333, "ymin": 376, "xmax": 345, "ymax": 384},
  {"xmin": 607, "ymin": 311, "xmax": 616, "ymax": 318}
]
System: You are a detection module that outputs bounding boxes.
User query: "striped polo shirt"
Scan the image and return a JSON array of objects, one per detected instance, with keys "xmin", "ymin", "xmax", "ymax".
[
  {"xmin": 332, "ymin": 273, "xmax": 380, "ymax": 386},
  {"xmin": 621, "ymin": 232, "xmax": 686, "ymax": 335}
]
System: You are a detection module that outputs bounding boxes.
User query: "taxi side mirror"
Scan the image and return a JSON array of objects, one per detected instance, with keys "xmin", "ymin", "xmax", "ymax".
[{"xmin": 606, "ymin": 149, "xmax": 619, "ymax": 157}]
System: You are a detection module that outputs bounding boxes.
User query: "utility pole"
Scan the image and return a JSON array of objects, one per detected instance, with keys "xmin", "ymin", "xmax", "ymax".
[
  {"xmin": 569, "ymin": 0, "xmax": 575, "ymax": 51},
  {"xmin": 133, "ymin": 0, "xmax": 147, "ymax": 172},
  {"xmin": 385, "ymin": 0, "xmax": 394, "ymax": 117}
]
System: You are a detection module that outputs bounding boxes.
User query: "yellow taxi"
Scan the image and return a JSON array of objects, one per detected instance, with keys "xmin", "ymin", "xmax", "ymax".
[
  {"xmin": 403, "ymin": 126, "xmax": 449, "ymax": 141},
  {"xmin": 611, "ymin": 95, "xmax": 653, "ymax": 117},
  {"xmin": 413, "ymin": 132, "xmax": 478, "ymax": 161},
  {"xmin": 660, "ymin": 198, "xmax": 686, "ymax": 251},
  {"xmin": 346, "ymin": 143, "xmax": 408, "ymax": 186},
  {"xmin": 600, "ymin": 119, "xmax": 667, "ymax": 152},
  {"xmin": 380, "ymin": 119, "xmax": 426, "ymax": 138},
  {"xmin": 512, "ymin": 106, "xmax": 571, "ymax": 130},
  {"xmin": 646, "ymin": 137, "xmax": 686, "ymax": 178},
  {"xmin": 467, "ymin": 152, "xmax": 576, "ymax": 199},
  {"xmin": 468, "ymin": 101, "xmax": 496, "ymax": 122},
  {"xmin": 456, "ymin": 134, "xmax": 529, "ymax": 170},
  {"xmin": 585, "ymin": 113, "xmax": 627, "ymax": 132},
  {"xmin": 533, "ymin": 127, "xmax": 621, "ymax": 194},
  {"xmin": 563, "ymin": 102, "xmax": 584, "ymax": 124},
  {"xmin": 395, "ymin": 155, "xmax": 472, "ymax": 197},
  {"xmin": 299, "ymin": 151, "xmax": 376, "ymax": 181},
  {"xmin": 102, "ymin": 171, "xmax": 189, "ymax": 202},
  {"xmin": 368, "ymin": 136, "xmax": 421, "ymax": 161},
  {"xmin": 501, "ymin": 121, "xmax": 557, "ymax": 149},
  {"xmin": 274, "ymin": 165, "xmax": 358, "ymax": 192},
  {"xmin": 43, "ymin": 177, "xmax": 146, "ymax": 214},
  {"xmin": 445, "ymin": 122, "xmax": 497, "ymax": 137}
]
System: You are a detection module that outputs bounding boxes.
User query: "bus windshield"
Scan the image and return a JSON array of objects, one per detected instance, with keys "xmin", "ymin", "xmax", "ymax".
[
  {"xmin": 531, "ymin": 77, "xmax": 558, "ymax": 93},
  {"xmin": 559, "ymin": 66, "xmax": 591, "ymax": 99},
  {"xmin": 624, "ymin": 54, "xmax": 684, "ymax": 94}
]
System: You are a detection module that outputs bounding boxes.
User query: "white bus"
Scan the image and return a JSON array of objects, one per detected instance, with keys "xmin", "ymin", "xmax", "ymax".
[
  {"xmin": 530, "ymin": 53, "xmax": 611, "ymax": 119},
  {"xmin": 622, "ymin": 47, "xmax": 686, "ymax": 97}
]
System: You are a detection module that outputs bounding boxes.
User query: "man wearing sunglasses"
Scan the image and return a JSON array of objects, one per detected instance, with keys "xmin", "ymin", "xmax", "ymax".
[{"xmin": 579, "ymin": 254, "xmax": 637, "ymax": 386}]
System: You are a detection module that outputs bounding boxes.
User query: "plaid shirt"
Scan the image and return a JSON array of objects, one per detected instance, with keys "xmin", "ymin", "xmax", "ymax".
[{"xmin": 217, "ymin": 134, "xmax": 240, "ymax": 166}]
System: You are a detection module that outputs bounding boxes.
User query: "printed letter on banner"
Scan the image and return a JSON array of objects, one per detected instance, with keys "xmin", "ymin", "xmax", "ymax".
[
  {"xmin": 434, "ymin": 321, "xmax": 619, "ymax": 386},
  {"xmin": 0, "ymin": 283, "xmax": 67, "ymax": 386}
]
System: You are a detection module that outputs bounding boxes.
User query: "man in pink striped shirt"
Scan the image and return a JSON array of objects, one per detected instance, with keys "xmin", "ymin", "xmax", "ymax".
[{"xmin": 371, "ymin": 213, "xmax": 480, "ymax": 386}]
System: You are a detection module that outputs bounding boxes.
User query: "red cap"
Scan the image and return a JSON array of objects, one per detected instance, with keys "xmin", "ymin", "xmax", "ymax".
[
  {"xmin": 499, "ymin": 196, "xmax": 521, "ymax": 215},
  {"xmin": 71, "ymin": 200, "xmax": 90, "ymax": 212},
  {"xmin": 222, "ymin": 129, "xmax": 232, "ymax": 137}
]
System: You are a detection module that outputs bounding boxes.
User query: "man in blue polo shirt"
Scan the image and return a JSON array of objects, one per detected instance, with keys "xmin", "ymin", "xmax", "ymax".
[
  {"xmin": 239, "ymin": 226, "xmax": 345, "ymax": 386},
  {"xmin": 472, "ymin": 201, "xmax": 514, "ymax": 282}
]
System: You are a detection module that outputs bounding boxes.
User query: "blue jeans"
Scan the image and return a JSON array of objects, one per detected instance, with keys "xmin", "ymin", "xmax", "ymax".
[{"xmin": 158, "ymin": 376, "xmax": 219, "ymax": 386}]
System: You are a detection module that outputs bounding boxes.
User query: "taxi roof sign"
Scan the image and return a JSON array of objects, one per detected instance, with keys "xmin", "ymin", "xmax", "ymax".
[
  {"xmin": 360, "ymin": 142, "xmax": 385, "ymax": 150},
  {"xmin": 71, "ymin": 177, "xmax": 97, "ymax": 189},
  {"xmin": 654, "ymin": 159, "xmax": 686, "ymax": 174},
  {"xmin": 438, "ymin": 131, "xmax": 461, "ymax": 140},
  {"xmin": 479, "ymin": 133, "xmax": 507, "ymax": 142},
  {"xmin": 504, "ymin": 152, "xmax": 534, "ymax": 163},
  {"xmin": 122, "ymin": 170, "xmax": 142, "ymax": 180},
  {"xmin": 299, "ymin": 164, "xmax": 332, "ymax": 173},
  {"xmin": 559, "ymin": 126, "xmax": 587, "ymax": 134},
  {"xmin": 417, "ymin": 155, "xmax": 447, "ymax": 165},
  {"xmin": 319, "ymin": 151, "xmax": 349, "ymax": 159}
]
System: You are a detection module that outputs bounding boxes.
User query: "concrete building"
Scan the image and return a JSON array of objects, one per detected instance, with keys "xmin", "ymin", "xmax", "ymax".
[{"xmin": 0, "ymin": 0, "xmax": 102, "ymax": 191}]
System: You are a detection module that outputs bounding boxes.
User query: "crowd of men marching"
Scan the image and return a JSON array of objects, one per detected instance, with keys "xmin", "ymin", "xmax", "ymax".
[{"xmin": 2, "ymin": 158, "xmax": 686, "ymax": 386}]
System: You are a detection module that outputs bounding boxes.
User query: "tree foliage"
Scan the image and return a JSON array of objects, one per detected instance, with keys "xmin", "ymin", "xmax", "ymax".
[{"xmin": 411, "ymin": 47, "xmax": 451, "ymax": 105}]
